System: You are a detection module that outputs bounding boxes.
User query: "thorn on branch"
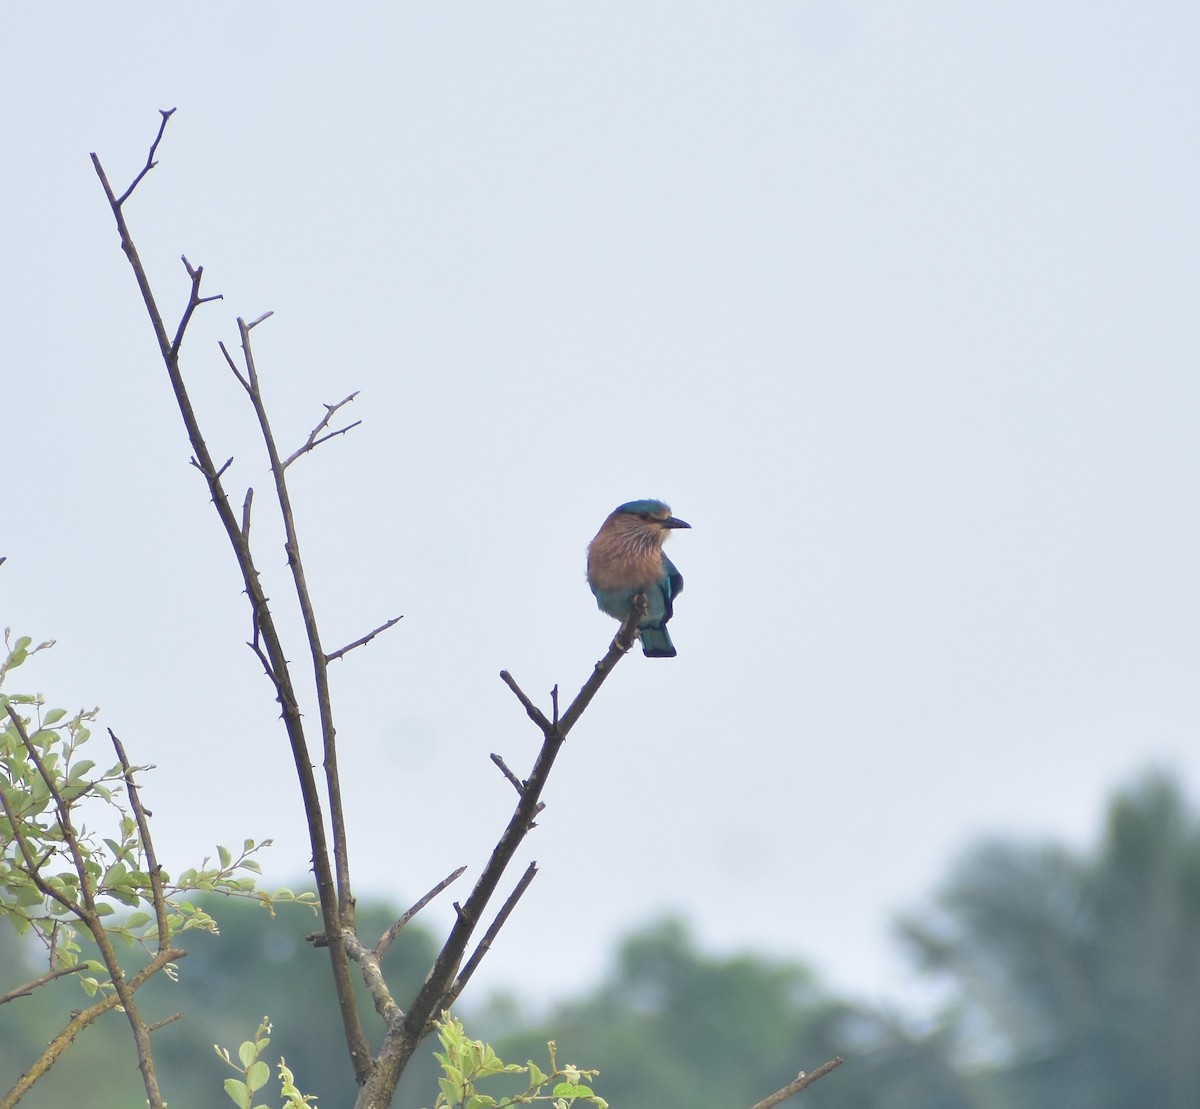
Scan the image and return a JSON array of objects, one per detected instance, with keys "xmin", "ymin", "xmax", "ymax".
[
  {"xmin": 282, "ymin": 392, "xmax": 362, "ymax": 468},
  {"xmin": 325, "ymin": 615, "xmax": 403, "ymax": 663}
]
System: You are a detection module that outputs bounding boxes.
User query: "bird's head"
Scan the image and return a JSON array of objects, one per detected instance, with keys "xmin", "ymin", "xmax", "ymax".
[{"xmin": 606, "ymin": 499, "xmax": 691, "ymax": 547}]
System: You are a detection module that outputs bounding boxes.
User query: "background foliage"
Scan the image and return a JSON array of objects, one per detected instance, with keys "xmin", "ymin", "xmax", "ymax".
[{"xmin": 4, "ymin": 769, "xmax": 1196, "ymax": 1108}]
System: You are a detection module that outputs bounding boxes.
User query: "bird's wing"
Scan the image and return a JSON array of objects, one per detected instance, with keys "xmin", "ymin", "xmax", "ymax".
[{"xmin": 659, "ymin": 554, "xmax": 683, "ymax": 621}]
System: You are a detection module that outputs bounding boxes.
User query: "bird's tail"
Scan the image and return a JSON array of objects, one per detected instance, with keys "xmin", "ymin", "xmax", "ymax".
[{"xmin": 640, "ymin": 625, "xmax": 676, "ymax": 658}]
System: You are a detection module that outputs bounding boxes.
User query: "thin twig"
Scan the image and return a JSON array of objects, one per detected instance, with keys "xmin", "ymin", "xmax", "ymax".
[
  {"xmin": 326, "ymin": 616, "xmax": 403, "ymax": 663},
  {"xmin": 146, "ymin": 1013, "xmax": 183, "ymax": 1034},
  {"xmin": 284, "ymin": 392, "xmax": 362, "ymax": 468},
  {"xmin": 0, "ymin": 964, "xmax": 87, "ymax": 1007},
  {"xmin": 747, "ymin": 1058, "xmax": 844, "ymax": 1109},
  {"xmin": 489, "ymin": 753, "xmax": 525, "ymax": 797},
  {"xmin": 374, "ymin": 866, "xmax": 468, "ymax": 961},
  {"xmin": 172, "ymin": 256, "xmax": 223, "ymax": 358},
  {"xmin": 219, "ymin": 339, "xmax": 251, "ymax": 393},
  {"xmin": 499, "ymin": 671, "xmax": 552, "ymax": 733},
  {"xmin": 115, "ymin": 108, "xmax": 175, "ymax": 206}
]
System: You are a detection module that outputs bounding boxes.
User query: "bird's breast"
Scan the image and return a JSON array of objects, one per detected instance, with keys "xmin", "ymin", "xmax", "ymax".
[{"xmin": 587, "ymin": 544, "xmax": 664, "ymax": 592}]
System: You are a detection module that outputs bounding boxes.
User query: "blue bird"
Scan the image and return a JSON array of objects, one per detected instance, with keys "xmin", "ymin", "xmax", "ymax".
[{"xmin": 587, "ymin": 499, "xmax": 691, "ymax": 657}]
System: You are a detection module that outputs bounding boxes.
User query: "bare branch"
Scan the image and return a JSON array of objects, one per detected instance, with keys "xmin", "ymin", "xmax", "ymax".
[
  {"xmin": 229, "ymin": 314, "xmax": 358, "ymax": 948},
  {"xmin": 284, "ymin": 392, "xmax": 362, "ymax": 468},
  {"xmin": 489, "ymin": 753, "xmax": 525, "ymax": 797},
  {"xmin": 359, "ymin": 617, "xmax": 645, "ymax": 1101},
  {"xmin": 115, "ymin": 107, "xmax": 175, "ymax": 206},
  {"xmin": 0, "ymin": 965, "xmax": 87, "ymax": 1007},
  {"xmin": 441, "ymin": 862, "xmax": 539, "ymax": 1011},
  {"xmin": 326, "ymin": 616, "xmax": 403, "ymax": 664},
  {"xmin": 170, "ymin": 256, "xmax": 223, "ymax": 359},
  {"xmin": 94, "ymin": 120, "xmax": 372, "ymax": 1082},
  {"xmin": 374, "ymin": 866, "xmax": 468, "ymax": 961},
  {"xmin": 219, "ymin": 339, "xmax": 251, "ymax": 393},
  {"xmin": 344, "ymin": 931, "xmax": 402, "ymax": 1025},
  {"xmin": 499, "ymin": 671, "xmax": 552, "ymax": 733},
  {"xmin": 146, "ymin": 1013, "xmax": 183, "ymax": 1035},
  {"xmin": 747, "ymin": 1057, "xmax": 844, "ymax": 1109},
  {"xmin": 241, "ymin": 487, "xmax": 254, "ymax": 540}
]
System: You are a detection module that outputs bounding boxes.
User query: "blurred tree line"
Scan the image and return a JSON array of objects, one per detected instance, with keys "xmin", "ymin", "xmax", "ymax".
[{"xmin": 3, "ymin": 770, "xmax": 1197, "ymax": 1108}]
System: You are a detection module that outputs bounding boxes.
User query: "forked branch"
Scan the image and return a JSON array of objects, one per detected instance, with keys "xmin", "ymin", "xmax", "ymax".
[{"xmin": 92, "ymin": 112, "xmax": 372, "ymax": 1084}]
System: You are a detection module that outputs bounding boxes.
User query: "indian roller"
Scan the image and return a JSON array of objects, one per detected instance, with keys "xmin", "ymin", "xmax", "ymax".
[{"xmin": 586, "ymin": 499, "xmax": 691, "ymax": 658}]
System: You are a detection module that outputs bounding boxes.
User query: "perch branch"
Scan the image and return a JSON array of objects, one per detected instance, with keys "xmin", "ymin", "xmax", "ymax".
[{"xmin": 355, "ymin": 603, "xmax": 644, "ymax": 1104}]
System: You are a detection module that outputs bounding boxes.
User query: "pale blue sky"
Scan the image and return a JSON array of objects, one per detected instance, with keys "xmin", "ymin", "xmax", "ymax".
[{"xmin": 4, "ymin": 3, "xmax": 1199, "ymax": 1012}]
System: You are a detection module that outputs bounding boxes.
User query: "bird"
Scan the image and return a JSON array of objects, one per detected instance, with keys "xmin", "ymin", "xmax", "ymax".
[{"xmin": 586, "ymin": 499, "xmax": 691, "ymax": 657}]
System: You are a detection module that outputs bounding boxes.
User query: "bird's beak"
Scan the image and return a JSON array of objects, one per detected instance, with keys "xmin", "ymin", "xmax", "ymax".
[{"xmin": 662, "ymin": 516, "xmax": 691, "ymax": 530}]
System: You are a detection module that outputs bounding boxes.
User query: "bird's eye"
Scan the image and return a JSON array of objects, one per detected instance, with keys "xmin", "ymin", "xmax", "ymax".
[{"xmin": 638, "ymin": 513, "xmax": 651, "ymax": 521}]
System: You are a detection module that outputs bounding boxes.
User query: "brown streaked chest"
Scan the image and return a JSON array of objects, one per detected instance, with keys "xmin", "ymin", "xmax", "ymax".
[{"xmin": 587, "ymin": 531, "xmax": 664, "ymax": 591}]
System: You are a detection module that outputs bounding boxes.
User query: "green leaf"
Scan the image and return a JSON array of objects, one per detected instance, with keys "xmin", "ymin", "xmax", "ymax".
[
  {"xmin": 238, "ymin": 1039, "xmax": 259, "ymax": 1068},
  {"xmin": 218, "ymin": 844, "xmax": 232, "ymax": 868},
  {"xmin": 43, "ymin": 708, "xmax": 68, "ymax": 726},
  {"xmin": 245, "ymin": 1060, "xmax": 270, "ymax": 1092},
  {"xmin": 224, "ymin": 1078, "xmax": 252, "ymax": 1109},
  {"xmin": 553, "ymin": 1083, "xmax": 594, "ymax": 1098}
]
